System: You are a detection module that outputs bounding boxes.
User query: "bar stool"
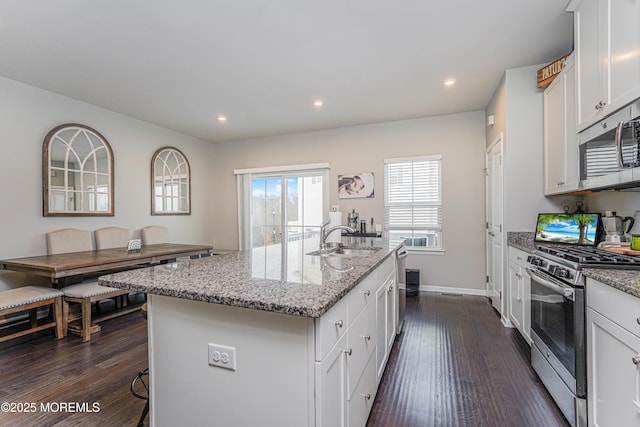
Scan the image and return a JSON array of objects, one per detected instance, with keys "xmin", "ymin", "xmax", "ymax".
[{"xmin": 130, "ymin": 303, "xmax": 149, "ymax": 427}]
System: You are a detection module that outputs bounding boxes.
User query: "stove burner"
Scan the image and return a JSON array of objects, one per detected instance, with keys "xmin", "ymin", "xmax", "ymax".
[{"xmin": 536, "ymin": 245, "xmax": 640, "ymax": 269}]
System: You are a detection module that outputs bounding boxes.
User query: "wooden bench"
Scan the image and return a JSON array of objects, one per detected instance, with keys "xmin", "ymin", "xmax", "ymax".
[
  {"xmin": 0, "ymin": 286, "xmax": 64, "ymax": 343},
  {"xmin": 62, "ymin": 282, "xmax": 135, "ymax": 342}
]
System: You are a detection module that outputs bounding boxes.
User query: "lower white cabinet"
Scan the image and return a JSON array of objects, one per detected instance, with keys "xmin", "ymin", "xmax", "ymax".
[
  {"xmin": 375, "ymin": 271, "xmax": 396, "ymax": 380},
  {"xmin": 507, "ymin": 246, "xmax": 531, "ymax": 344},
  {"xmin": 316, "ymin": 255, "xmax": 397, "ymax": 427},
  {"xmin": 316, "ymin": 334, "xmax": 347, "ymax": 427},
  {"xmin": 586, "ymin": 278, "xmax": 640, "ymax": 427},
  {"xmin": 348, "ymin": 351, "xmax": 378, "ymax": 427}
]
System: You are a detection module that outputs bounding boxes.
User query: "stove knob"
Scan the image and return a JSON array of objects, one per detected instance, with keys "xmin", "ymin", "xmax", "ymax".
[{"xmin": 558, "ymin": 269, "xmax": 569, "ymax": 278}]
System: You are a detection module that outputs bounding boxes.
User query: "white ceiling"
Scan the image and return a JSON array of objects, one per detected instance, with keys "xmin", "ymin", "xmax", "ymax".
[{"xmin": 0, "ymin": 1, "xmax": 573, "ymax": 143}]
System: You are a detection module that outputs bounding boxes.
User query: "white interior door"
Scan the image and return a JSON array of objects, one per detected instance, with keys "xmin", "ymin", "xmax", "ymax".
[{"xmin": 486, "ymin": 135, "xmax": 504, "ymax": 313}]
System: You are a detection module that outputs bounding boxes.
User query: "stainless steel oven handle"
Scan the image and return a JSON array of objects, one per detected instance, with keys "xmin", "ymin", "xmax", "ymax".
[{"xmin": 526, "ymin": 267, "xmax": 575, "ymax": 301}]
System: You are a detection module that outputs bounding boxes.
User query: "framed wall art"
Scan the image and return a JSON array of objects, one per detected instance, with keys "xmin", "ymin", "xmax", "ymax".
[{"xmin": 338, "ymin": 172, "xmax": 374, "ymax": 199}]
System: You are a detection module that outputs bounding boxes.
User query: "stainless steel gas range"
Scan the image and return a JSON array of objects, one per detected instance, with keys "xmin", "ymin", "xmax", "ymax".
[{"xmin": 527, "ymin": 245, "xmax": 640, "ymax": 427}]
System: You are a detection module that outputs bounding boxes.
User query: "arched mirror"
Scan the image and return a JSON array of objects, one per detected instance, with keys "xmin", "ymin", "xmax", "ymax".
[
  {"xmin": 43, "ymin": 124, "xmax": 114, "ymax": 216},
  {"xmin": 151, "ymin": 147, "xmax": 191, "ymax": 215}
]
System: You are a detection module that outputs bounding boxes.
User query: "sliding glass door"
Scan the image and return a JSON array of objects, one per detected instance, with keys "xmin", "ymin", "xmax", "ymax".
[{"xmin": 243, "ymin": 170, "xmax": 327, "ymax": 282}]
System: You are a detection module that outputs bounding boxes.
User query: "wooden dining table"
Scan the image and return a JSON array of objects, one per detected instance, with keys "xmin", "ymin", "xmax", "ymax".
[{"xmin": 0, "ymin": 243, "xmax": 214, "ymax": 282}]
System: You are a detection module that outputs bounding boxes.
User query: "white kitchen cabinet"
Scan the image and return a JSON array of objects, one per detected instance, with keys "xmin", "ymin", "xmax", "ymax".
[
  {"xmin": 375, "ymin": 270, "xmax": 397, "ymax": 382},
  {"xmin": 348, "ymin": 351, "xmax": 378, "ymax": 427},
  {"xmin": 346, "ymin": 298, "xmax": 376, "ymax": 399},
  {"xmin": 568, "ymin": 0, "xmax": 640, "ymax": 131},
  {"xmin": 320, "ymin": 254, "xmax": 396, "ymax": 427},
  {"xmin": 385, "ymin": 275, "xmax": 397, "ymax": 353},
  {"xmin": 316, "ymin": 334, "xmax": 347, "ymax": 427},
  {"xmin": 507, "ymin": 246, "xmax": 531, "ymax": 344},
  {"xmin": 586, "ymin": 278, "xmax": 640, "ymax": 427},
  {"xmin": 544, "ymin": 54, "xmax": 579, "ymax": 195}
]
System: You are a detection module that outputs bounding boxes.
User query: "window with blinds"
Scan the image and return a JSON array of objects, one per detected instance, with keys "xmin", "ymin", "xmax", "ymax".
[{"xmin": 384, "ymin": 155, "xmax": 442, "ymax": 250}]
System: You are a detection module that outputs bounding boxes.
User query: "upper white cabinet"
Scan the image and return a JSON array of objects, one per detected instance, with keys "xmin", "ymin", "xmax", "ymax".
[
  {"xmin": 544, "ymin": 54, "xmax": 579, "ymax": 195},
  {"xmin": 568, "ymin": 0, "xmax": 640, "ymax": 131}
]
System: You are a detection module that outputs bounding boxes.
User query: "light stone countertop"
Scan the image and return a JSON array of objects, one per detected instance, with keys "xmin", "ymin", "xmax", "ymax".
[
  {"xmin": 99, "ymin": 237, "xmax": 398, "ymax": 318},
  {"xmin": 582, "ymin": 269, "xmax": 640, "ymax": 299}
]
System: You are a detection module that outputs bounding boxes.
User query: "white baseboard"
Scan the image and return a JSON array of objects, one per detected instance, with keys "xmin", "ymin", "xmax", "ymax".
[
  {"xmin": 501, "ymin": 317, "xmax": 515, "ymax": 328},
  {"xmin": 419, "ymin": 285, "xmax": 487, "ymax": 297}
]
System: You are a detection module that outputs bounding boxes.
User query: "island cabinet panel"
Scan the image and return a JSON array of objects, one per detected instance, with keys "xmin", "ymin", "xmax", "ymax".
[
  {"xmin": 376, "ymin": 268, "xmax": 397, "ymax": 381},
  {"xmin": 348, "ymin": 351, "xmax": 378, "ymax": 427},
  {"xmin": 315, "ymin": 296, "xmax": 349, "ymax": 360},
  {"xmin": 317, "ymin": 255, "xmax": 397, "ymax": 427},
  {"xmin": 347, "ymin": 299, "xmax": 376, "ymax": 398},
  {"xmin": 316, "ymin": 334, "xmax": 347, "ymax": 427},
  {"xmin": 146, "ymin": 251, "xmax": 398, "ymax": 427},
  {"xmin": 147, "ymin": 294, "xmax": 314, "ymax": 427},
  {"xmin": 586, "ymin": 278, "xmax": 640, "ymax": 427}
]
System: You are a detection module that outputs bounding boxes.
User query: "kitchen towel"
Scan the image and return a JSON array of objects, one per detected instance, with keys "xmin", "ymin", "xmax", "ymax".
[{"xmin": 326, "ymin": 211, "xmax": 343, "ymax": 244}]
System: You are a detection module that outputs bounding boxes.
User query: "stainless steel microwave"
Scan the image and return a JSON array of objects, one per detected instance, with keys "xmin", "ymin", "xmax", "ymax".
[{"xmin": 579, "ymin": 99, "xmax": 640, "ymax": 190}]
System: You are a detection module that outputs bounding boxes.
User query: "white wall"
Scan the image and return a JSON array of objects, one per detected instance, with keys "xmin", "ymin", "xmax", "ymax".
[
  {"xmin": 486, "ymin": 65, "xmax": 575, "ymax": 232},
  {"xmin": 212, "ymin": 112, "xmax": 488, "ymax": 293},
  {"xmin": 0, "ymin": 76, "xmax": 216, "ymax": 290}
]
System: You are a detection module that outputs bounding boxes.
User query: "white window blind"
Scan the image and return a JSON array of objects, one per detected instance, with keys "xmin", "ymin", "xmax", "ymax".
[{"xmin": 384, "ymin": 156, "xmax": 442, "ymax": 249}]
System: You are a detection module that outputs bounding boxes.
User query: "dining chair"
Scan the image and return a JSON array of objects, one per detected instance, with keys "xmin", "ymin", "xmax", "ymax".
[
  {"xmin": 47, "ymin": 228, "xmax": 130, "ymax": 342},
  {"xmin": 46, "ymin": 228, "xmax": 94, "ymax": 254},
  {"xmin": 95, "ymin": 226, "xmax": 130, "ymax": 250},
  {"xmin": 141, "ymin": 225, "xmax": 169, "ymax": 245}
]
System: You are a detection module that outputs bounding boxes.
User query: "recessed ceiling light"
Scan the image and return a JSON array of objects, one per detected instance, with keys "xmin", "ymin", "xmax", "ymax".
[
  {"xmin": 444, "ymin": 79, "xmax": 456, "ymax": 86},
  {"xmin": 313, "ymin": 100, "xmax": 324, "ymax": 108},
  {"xmin": 217, "ymin": 115, "xmax": 227, "ymax": 122}
]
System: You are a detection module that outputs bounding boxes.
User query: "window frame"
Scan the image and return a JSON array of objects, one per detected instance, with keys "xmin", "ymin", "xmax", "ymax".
[{"xmin": 384, "ymin": 155, "xmax": 444, "ymax": 253}]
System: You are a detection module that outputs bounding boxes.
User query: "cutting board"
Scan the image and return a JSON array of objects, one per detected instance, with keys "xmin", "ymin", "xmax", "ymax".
[{"xmin": 599, "ymin": 245, "xmax": 640, "ymax": 256}]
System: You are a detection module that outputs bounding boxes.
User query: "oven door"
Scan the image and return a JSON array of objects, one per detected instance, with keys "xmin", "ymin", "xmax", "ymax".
[{"xmin": 528, "ymin": 267, "xmax": 586, "ymax": 397}]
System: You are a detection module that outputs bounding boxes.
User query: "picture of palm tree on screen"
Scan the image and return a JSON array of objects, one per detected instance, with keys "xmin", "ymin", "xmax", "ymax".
[{"xmin": 535, "ymin": 213, "xmax": 600, "ymax": 245}]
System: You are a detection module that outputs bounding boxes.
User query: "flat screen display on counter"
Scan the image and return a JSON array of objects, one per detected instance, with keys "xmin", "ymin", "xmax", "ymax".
[{"xmin": 534, "ymin": 213, "xmax": 601, "ymax": 246}]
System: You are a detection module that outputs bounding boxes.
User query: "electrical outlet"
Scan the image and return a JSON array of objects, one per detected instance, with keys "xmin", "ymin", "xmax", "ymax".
[{"xmin": 208, "ymin": 343, "xmax": 237, "ymax": 371}]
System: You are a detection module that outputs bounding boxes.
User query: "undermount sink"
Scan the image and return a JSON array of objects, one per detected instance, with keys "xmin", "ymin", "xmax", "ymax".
[{"xmin": 306, "ymin": 246, "xmax": 382, "ymax": 257}]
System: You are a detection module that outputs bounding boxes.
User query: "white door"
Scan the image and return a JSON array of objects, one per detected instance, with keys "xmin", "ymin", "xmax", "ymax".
[{"xmin": 486, "ymin": 135, "xmax": 504, "ymax": 313}]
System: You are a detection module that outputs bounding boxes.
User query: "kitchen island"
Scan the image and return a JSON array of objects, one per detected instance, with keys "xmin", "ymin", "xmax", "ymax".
[{"xmin": 100, "ymin": 237, "xmax": 400, "ymax": 427}]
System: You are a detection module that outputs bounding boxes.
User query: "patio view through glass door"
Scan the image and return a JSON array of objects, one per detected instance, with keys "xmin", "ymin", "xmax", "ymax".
[{"xmin": 250, "ymin": 173, "xmax": 325, "ymax": 283}]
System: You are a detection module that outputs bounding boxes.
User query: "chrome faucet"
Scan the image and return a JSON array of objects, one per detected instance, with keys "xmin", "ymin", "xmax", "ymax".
[{"xmin": 319, "ymin": 220, "xmax": 356, "ymax": 250}]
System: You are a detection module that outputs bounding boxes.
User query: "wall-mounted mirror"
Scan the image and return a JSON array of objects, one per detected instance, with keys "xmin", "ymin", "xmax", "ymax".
[
  {"xmin": 151, "ymin": 146, "xmax": 191, "ymax": 215},
  {"xmin": 43, "ymin": 124, "xmax": 114, "ymax": 216}
]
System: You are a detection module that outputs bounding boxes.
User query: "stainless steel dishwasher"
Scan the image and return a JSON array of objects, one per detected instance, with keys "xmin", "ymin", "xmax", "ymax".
[{"xmin": 395, "ymin": 244, "xmax": 408, "ymax": 333}]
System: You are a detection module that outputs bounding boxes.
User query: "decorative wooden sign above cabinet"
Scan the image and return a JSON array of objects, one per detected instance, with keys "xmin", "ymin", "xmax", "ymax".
[{"xmin": 537, "ymin": 53, "xmax": 571, "ymax": 89}]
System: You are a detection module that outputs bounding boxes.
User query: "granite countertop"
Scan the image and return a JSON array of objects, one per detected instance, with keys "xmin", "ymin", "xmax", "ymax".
[
  {"xmin": 582, "ymin": 269, "xmax": 640, "ymax": 299},
  {"xmin": 99, "ymin": 237, "xmax": 398, "ymax": 318},
  {"xmin": 507, "ymin": 232, "xmax": 536, "ymax": 253}
]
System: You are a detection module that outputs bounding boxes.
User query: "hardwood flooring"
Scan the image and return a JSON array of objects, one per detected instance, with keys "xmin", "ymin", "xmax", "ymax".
[
  {"xmin": 0, "ymin": 312, "xmax": 148, "ymax": 427},
  {"xmin": 367, "ymin": 293, "xmax": 569, "ymax": 427},
  {"xmin": 0, "ymin": 293, "xmax": 569, "ymax": 427}
]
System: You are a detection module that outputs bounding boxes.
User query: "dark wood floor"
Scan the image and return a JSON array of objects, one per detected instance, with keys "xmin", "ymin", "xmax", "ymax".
[
  {"xmin": 368, "ymin": 293, "xmax": 569, "ymax": 427},
  {"xmin": 0, "ymin": 293, "xmax": 569, "ymax": 427},
  {"xmin": 0, "ymin": 311, "xmax": 149, "ymax": 427}
]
